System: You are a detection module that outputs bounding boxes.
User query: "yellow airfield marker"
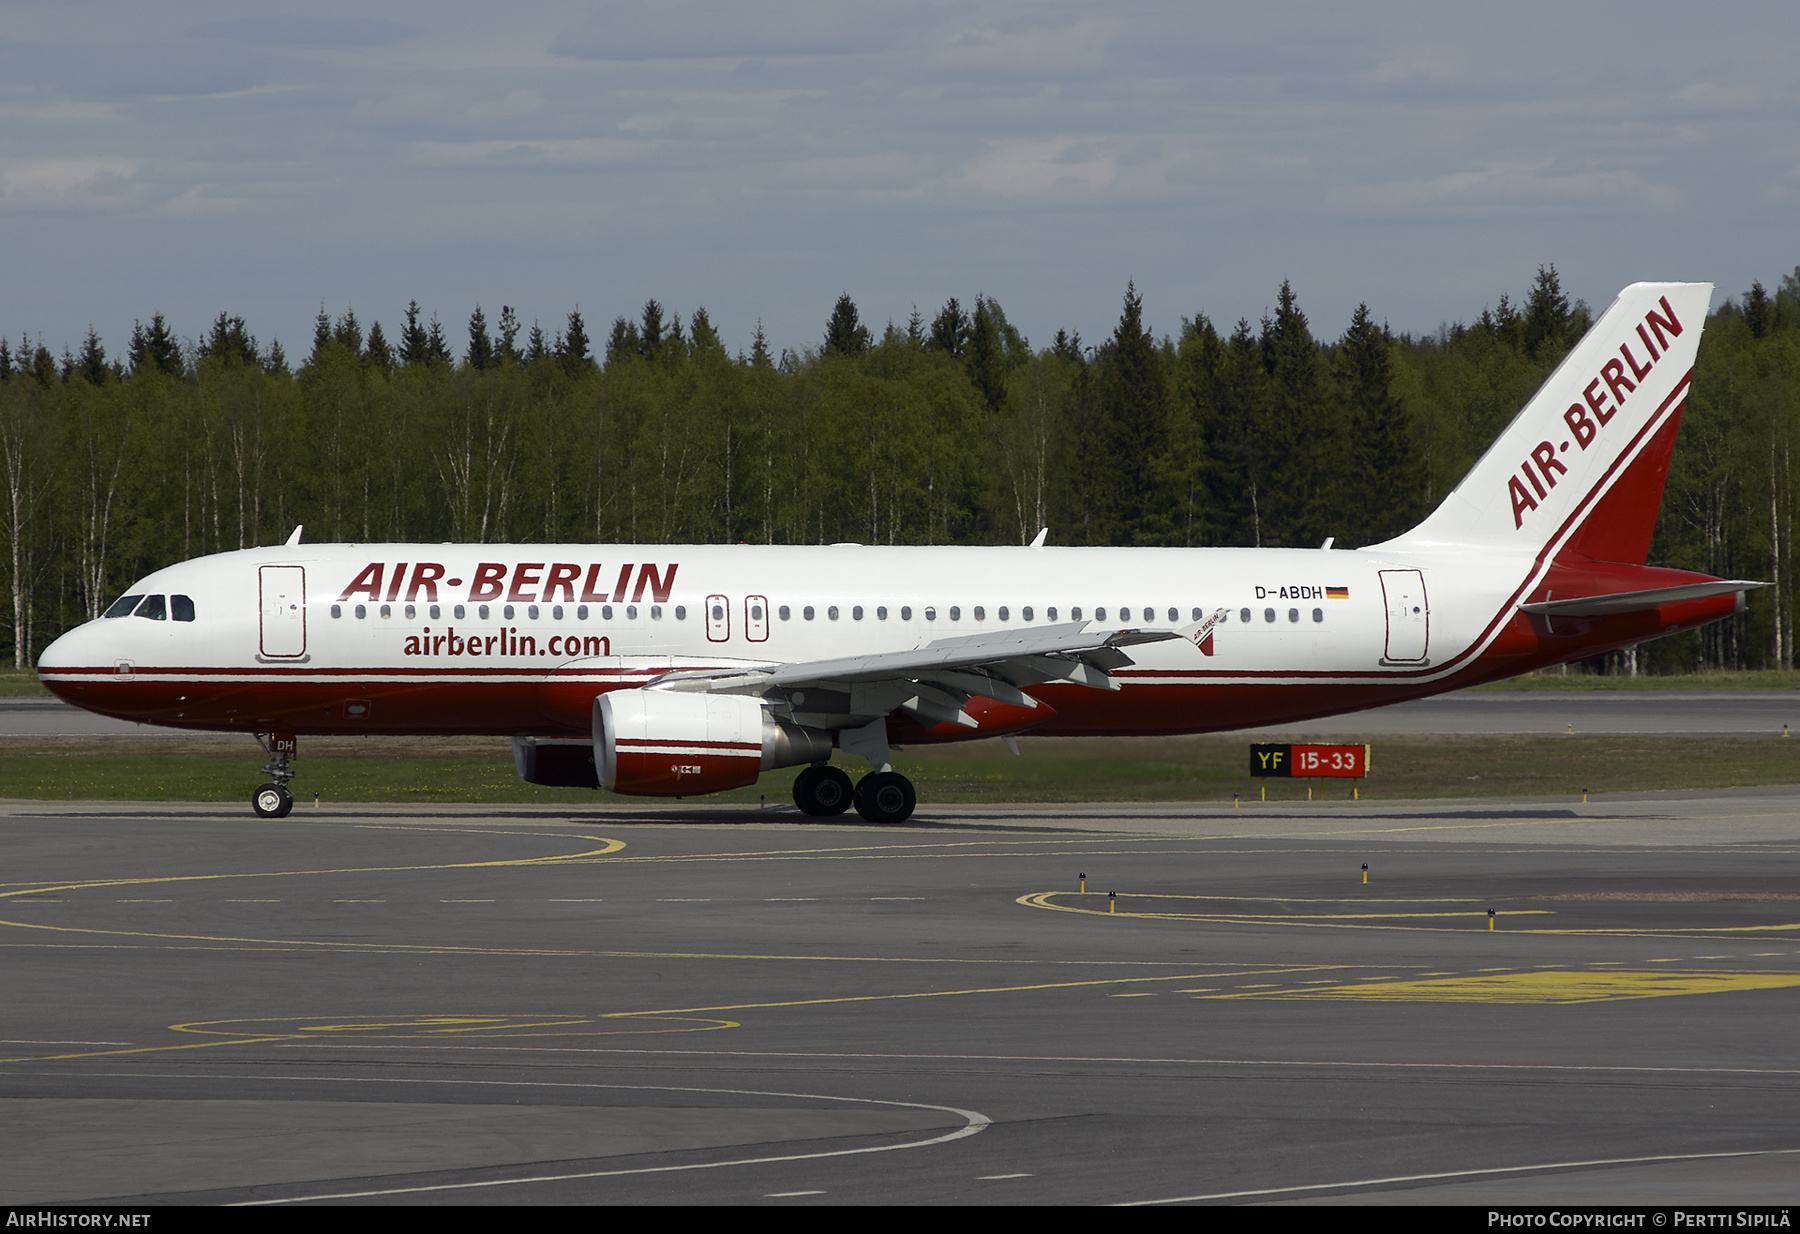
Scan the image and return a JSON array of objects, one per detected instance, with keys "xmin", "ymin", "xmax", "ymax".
[
  {"xmin": 1078, "ymin": 872, "xmax": 1086, "ymax": 894},
  {"xmin": 1362, "ymin": 863, "xmax": 1369, "ymax": 885},
  {"xmin": 1488, "ymin": 908, "xmax": 1496, "ymax": 931}
]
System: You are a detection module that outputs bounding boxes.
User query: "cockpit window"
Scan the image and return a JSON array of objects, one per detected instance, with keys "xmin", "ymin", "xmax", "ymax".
[
  {"xmin": 134, "ymin": 595, "xmax": 167, "ymax": 621},
  {"xmin": 104, "ymin": 594, "xmax": 144, "ymax": 618},
  {"xmin": 171, "ymin": 594, "xmax": 195, "ymax": 622}
]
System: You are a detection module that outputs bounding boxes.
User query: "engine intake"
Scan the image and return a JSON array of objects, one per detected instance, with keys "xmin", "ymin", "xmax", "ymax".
[{"xmin": 594, "ymin": 689, "xmax": 831, "ymax": 797}]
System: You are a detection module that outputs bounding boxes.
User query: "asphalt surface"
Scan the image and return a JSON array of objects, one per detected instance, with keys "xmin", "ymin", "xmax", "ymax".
[
  {"xmin": 3, "ymin": 793, "xmax": 1800, "ymax": 1205},
  {"xmin": 8, "ymin": 688, "xmax": 1799, "ymax": 739}
]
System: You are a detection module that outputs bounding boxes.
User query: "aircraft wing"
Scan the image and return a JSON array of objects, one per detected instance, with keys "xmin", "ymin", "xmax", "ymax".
[{"xmin": 649, "ymin": 621, "xmax": 1188, "ymax": 728}]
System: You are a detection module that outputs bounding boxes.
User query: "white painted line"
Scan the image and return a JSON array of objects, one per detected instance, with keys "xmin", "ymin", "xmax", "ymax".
[
  {"xmin": 766, "ymin": 1190, "xmax": 825, "ymax": 1197},
  {"xmin": 1121, "ymin": 1146, "xmax": 1800, "ymax": 1205},
  {"xmin": 200, "ymin": 1079, "xmax": 991, "ymax": 1205},
  {"xmin": 977, "ymin": 1173, "xmax": 1032, "ymax": 1180}
]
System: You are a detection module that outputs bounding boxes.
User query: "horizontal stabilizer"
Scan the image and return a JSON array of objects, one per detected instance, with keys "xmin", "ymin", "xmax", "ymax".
[{"xmin": 1519, "ymin": 580, "xmax": 1766, "ymax": 617}]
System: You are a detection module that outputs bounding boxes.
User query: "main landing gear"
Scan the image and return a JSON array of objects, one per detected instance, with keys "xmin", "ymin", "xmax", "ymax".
[
  {"xmin": 252, "ymin": 733, "xmax": 297, "ymax": 819},
  {"xmin": 791, "ymin": 764, "xmax": 917, "ymax": 824}
]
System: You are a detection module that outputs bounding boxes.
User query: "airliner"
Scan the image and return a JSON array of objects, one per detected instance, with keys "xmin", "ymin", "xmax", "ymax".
[{"xmin": 38, "ymin": 283, "xmax": 1756, "ymax": 822}]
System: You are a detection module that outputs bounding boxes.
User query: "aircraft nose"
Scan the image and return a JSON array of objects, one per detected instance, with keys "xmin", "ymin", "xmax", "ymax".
[{"xmin": 36, "ymin": 620, "xmax": 114, "ymax": 701}]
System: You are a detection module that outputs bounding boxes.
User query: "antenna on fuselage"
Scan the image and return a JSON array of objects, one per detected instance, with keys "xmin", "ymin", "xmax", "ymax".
[{"xmin": 285, "ymin": 525, "xmax": 304, "ymax": 547}]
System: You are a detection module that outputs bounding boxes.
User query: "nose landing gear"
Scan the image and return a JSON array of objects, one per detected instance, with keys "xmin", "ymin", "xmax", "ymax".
[{"xmin": 252, "ymin": 733, "xmax": 298, "ymax": 818}]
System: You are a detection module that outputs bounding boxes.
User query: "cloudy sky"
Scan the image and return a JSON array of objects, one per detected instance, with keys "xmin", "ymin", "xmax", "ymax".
[{"xmin": 4, "ymin": 1, "xmax": 1796, "ymax": 361}]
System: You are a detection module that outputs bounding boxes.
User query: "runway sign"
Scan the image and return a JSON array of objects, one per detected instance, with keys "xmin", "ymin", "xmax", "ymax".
[{"xmin": 1249, "ymin": 743, "xmax": 1369, "ymax": 778}]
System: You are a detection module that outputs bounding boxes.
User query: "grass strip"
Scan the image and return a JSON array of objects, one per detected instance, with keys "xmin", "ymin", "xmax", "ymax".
[{"xmin": 3, "ymin": 733, "xmax": 1797, "ymax": 805}]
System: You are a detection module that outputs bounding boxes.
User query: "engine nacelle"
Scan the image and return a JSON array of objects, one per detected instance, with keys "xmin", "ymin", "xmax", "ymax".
[{"xmin": 594, "ymin": 689, "xmax": 832, "ymax": 797}]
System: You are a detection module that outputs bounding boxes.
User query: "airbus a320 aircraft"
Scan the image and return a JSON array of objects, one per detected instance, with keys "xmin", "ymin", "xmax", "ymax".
[{"xmin": 39, "ymin": 283, "xmax": 1758, "ymax": 823}]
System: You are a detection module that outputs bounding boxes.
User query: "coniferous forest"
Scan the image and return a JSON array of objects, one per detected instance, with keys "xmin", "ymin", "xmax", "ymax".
[{"xmin": 3, "ymin": 266, "xmax": 1797, "ymax": 675}]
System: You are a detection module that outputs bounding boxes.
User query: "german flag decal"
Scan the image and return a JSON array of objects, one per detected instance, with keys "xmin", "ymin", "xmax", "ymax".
[{"xmin": 1326, "ymin": 586, "xmax": 1349, "ymax": 599}]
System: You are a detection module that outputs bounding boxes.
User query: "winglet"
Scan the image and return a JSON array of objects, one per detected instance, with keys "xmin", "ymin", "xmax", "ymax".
[
  {"xmin": 1029, "ymin": 528, "xmax": 1048, "ymax": 548},
  {"xmin": 285, "ymin": 525, "xmax": 304, "ymax": 547}
]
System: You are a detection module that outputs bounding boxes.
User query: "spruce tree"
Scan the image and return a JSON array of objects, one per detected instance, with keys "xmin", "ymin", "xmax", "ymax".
[
  {"xmin": 498, "ymin": 306, "xmax": 522, "ymax": 363},
  {"xmin": 310, "ymin": 305, "xmax": 331, "ymax": 362},
  {"xmin": 965, "ymin": 296, "xmax": 1007, "ymax": 414},
  {"xmin": 1744, "ymin": 281, "xmax": 1772, "ymax": 340},
  {"xmin": 561, "ymin": 307, "xmax": 593, "ymax": 373},
  {"xmin": 364, "ymin": 321, "xmax": 393, "ymax": 372},
  {"xmin": 333, "ymin": 308, "xmax": 363, "ymax": 355},
  {"xmin": 203, "ymin": 313, "xmax": 257, "ymax": 366},
  {"xmin": 426, "ymin": 314, "xmax": 453, "ymax": 366},
  {"xmin": 823, "ymin": 293, "xmax": 871, "ymax": 357},
  {"xmin": 1336, "ymin": 304, "xmax": 1418, "ymax": 544},
  {"xmin": 1092, "ymin": 283, "xmax": 1171, "ymax": 545},
  {"xmin": 129, "ymin": 313, "xmax": 184, "ymax": 377},
  {"xmin": 399, "ymin": 300, "xmax": 430, "ymax": 366},
  {"xmin": 929, "ymin": 298, "xmax": 967, "ymax": 356},
  {"xmin": 76, "ymin": 328, "xmax": 109, "ymax": 384},
  {"xmin": 1522, "ymin": 264, "xmax": 1572, "ymax": 359},
  {"xmin": 465, "ymin": 305, "xmax": 494, "ymax": 370},
  {"xmin": 606, "ymin": 317, "xmax": 639, "ymax": 365},
  {"xmin": 639, "ymin": 301, "xmax": 665, "ymax": 360}
]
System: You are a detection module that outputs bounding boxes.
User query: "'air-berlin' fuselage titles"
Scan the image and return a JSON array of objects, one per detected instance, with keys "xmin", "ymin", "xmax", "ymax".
[{"xmin": 38, "ymin": 283, "xmax": 1760, "ymax": 822}]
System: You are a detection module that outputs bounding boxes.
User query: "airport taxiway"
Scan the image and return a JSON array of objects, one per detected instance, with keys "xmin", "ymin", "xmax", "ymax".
[{"xmin": 3, "ymin": 792, "xmax": 1800, "ymax": 1205}]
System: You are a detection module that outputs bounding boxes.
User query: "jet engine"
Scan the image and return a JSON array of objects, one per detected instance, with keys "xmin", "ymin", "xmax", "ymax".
[{"xmin": 593, "ymin": 689, "xmax": 832, "ymax": 797}]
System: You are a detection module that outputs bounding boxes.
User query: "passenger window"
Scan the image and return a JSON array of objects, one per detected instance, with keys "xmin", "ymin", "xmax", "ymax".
[
  {"xmin": 172, "ymin": 595, "xmax": 196, "ymax": 622},
  {"xmin": 104, "ymin": 594, "xmax": 145, "ymax": 618},
  {"xmin": 1047, "ymin": 606, "xmax": 1057, "ymax": 621},
  {"xmin": 135, "ymin": 595, "xmax": 167, "ymax": 621}
]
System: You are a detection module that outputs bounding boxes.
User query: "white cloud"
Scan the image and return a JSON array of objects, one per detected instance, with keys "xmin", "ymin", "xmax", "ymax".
[
  {"xmin": 959, "ymin": 138, "xmax": 1118, "ymax": 196},
  {"xmin": 0, "ymin": 158, "xmax": 140, "ymax": 202},
  {"xmin": 409, "ymin": 138, "xmax": 653, "ymax": 168}
]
